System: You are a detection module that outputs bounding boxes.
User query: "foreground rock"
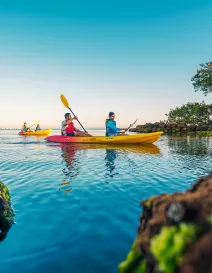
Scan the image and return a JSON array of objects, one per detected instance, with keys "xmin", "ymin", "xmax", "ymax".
[
  {"xmin": 0, "ymin": 181, "xmax": 15, "ymax": 241},
  {"xmin": 119, "ymin": 174, "xmax": 212, "ymax": 273}
]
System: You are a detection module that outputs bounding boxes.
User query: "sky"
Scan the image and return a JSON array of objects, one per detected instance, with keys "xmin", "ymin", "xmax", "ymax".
[{"xmin": 0, "ymin": 0, "xmax": 212, "ymax": 129}]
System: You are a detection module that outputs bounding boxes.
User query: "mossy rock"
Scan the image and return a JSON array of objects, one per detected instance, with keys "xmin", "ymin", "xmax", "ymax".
[
  {"xmin": 119, "ymin": 174, "xmax": 212, "ymax": 273},
  {"xmin": 0, "ymin": 181, "xmax": 15, "ymax": 241}
]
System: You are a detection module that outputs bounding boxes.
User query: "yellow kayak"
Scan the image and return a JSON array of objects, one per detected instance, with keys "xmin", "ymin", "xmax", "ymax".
[
  {"xmin": 45, "ymin": 132, "xmax": 163, "ymax": 144},
  {"xmin": 18, "ymin": 129, "xmax": 52, "ymax": 136}
]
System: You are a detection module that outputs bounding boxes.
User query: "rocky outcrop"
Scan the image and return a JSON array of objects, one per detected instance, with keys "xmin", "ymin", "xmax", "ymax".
[
  {"xmin": 130, "ymin": 122, "xmax": 212, "ymax": 134},
  {"xmin": 0, "ymin": 181, "xmax": 15, "ymax": 241},
  {"xmin": 119, "ymin": 174, "xmax": 212, "ymax": 273}
]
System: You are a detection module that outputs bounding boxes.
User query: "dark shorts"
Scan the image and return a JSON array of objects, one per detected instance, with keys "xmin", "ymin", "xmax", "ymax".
[{"xmin": 66, "ymin": 133, "xmax": 75, "ymax": 136}]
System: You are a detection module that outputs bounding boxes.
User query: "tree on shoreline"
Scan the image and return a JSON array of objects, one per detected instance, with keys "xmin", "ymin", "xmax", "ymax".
[
  {"xmin": 191, "ymin": 62, "xmax": 212, "ymax": 96},
  {"xmin": 166, "ymin": 102, "xmax": 212, "ymax": 125}
]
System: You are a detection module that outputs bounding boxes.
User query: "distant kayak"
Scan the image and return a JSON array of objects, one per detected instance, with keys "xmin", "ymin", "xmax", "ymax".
[
  {"xmin": 45, "ymin": 132, "xmax": 163, "ymax": 144},
  {"xmin": 18, "ymin": 129, "xmax": 52, "ymax": 136}
]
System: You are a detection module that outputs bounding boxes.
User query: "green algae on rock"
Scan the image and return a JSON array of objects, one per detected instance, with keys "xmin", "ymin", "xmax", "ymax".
[
  {"xmin": 119, "ymin": 242, "xmax": 142, "ymax": 273},
  {"xmin": 150, "ymin": 223, "xmax": 199, "ymax": 273},
  {"xmin": 143, "ymin": 196, "xmax": 156, "ymax": 209},
  {"xmin": 118, "ymin": 174, "xmax": 212, "ymax": 273},
  {"xmin": 0, "ymin": 181, "xmax": 15, "ymax": 241}
]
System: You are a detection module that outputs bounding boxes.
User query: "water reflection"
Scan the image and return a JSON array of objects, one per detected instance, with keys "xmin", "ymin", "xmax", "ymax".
[
  {"xmin": 166, "ymin": 136, "xmax": 212, "ymax": 175},
  {"xmin": 105, "ymin": 149, "xmax": 118, "ymax": 179},
  {"xmin": 60, "ymin": 145, "xmax": 83, "ymax": 193},
  {"xmin": 58, "ymin": 143, "xmax": 161, "ymax": 190},
  {"xmin": 66, "ymin": 143, "xmax": 160, "ymax": 154},
  {"xmin": 168, "ymin": 136, "xmax": 212, "ymax": 156}
]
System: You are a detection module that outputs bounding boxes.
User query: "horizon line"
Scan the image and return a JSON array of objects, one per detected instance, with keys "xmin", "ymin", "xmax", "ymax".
[{"xmin": 0, "ymin": 127, "xmax": 106, "ymax": 130}]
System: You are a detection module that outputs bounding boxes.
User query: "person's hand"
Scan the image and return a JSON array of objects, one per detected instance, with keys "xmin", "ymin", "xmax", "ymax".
[{"xmin": 73, "ymin": 116, "xmax": 78, "ymax": 120}]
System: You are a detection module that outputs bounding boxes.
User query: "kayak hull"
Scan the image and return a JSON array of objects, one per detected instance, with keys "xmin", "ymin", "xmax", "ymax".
[
  {"xmin": 18, "ymin": 129, "xmax": 52, "ymax": 136},
  {"xmin": 45, "ymin": 132, "xmax": 163, "ymax": 144}
]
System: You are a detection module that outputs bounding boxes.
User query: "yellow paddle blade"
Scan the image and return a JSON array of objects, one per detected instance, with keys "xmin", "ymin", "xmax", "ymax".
[
  {"xmin": 60, "ymin": 94, "xmax": 70, "ymax": 109},
  {"xmin": 34, "ymin": 120, "xmax": 40, "ymax": 125},
  {"xmin": 29, "ymin": 120, "xmax": 40, "ymax": 128}
]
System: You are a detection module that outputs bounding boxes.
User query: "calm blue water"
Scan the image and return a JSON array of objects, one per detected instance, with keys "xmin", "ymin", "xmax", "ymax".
[{"xmin": 0, "ymin": 130, "xmax": 211, "ymax": 273}]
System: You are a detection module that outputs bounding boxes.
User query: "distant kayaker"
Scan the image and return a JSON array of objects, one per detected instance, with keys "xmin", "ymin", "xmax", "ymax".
[
  {"xmin": 61, "ymin": 113, "xmax": 92, "ymax": 137},
  {"xmin": 35, "ymin": 124, "xmax": 41, "ymax": 131},
  {"xmin": 21, "ymin": 122, "xmax": 28, "ymax": 132},
  {"xmin": 106, "ymin": 112, "xmax": 127, "ymax": 136}
]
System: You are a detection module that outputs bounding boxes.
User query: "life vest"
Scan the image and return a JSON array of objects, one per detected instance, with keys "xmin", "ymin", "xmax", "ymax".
[
  {"xmin": 105, "ymin": 119, "xmax": 116, "ymax": 136},
  {"xmin": 22, "ymin": 125, "xmax": 27, "ymax": 131},
  {"xmin": 66, "ymin": 122, "xmax": 74, "ymax": 134}
]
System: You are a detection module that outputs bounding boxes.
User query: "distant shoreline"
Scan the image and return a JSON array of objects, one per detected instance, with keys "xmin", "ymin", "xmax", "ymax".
[{"xmin": 0, "ymin": 128, "xmax": 105, "ymax": 130}]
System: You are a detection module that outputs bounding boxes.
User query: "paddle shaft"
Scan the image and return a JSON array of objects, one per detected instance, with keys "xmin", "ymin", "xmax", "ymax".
[
  {"xmin": 29, "ymin": 124, "xmax": 36, "ymax": 128},
  {"xmin": 68, "ymin": 107, "xmax": 87, "ymax": 133},
  {"xmin": 122, "ymin": 119, "xmax": 138, "ymax": 134}
]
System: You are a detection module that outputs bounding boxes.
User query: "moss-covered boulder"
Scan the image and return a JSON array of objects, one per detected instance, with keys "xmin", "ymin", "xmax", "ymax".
[
  {"xmin": 119, "ymin": 174, "xmax": 212, "ymax": 273},
  {"xmin": 0, "ymin": 181, "xmax": 14, "ymax": 241}
]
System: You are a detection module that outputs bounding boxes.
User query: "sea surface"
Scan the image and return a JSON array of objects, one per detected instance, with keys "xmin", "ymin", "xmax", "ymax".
[{"xmin": 0, "ymin": 129, "xmax": 211, "ymax": 273}]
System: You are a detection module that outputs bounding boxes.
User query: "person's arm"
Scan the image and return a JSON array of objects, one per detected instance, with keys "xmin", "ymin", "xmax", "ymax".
[
  {"xmin": 110, "ymin": 124, "xmax": 127, "ymax": 133},
  {"xmin": 65, "ymin": 116, "xmax": 78, "ymax": 125},
  {"xmin": 74, "ymin": 126, "xmax": 80, "ymax": 132},
  {"xmin": 65, "ymin": 120, "xmax": 71, "ymax": 125},
  {"xmin": 65, "ymin": 118, "xmax": 75, "ymax": 126}
]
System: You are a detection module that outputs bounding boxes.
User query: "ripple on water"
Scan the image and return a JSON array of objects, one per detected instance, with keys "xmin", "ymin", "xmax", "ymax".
[{"xmin": 0, "ymin": 131, "xmax": 211, "ymax": 273}]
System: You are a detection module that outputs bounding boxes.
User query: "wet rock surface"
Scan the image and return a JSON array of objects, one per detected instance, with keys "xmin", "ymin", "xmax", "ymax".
[
  {"xmin": 0, "ymin": 181, "xmax": 15, "ymax": 242},
  {"xmin": 119, "ymin": 174, "xmax": 212, "ymax": 273}
]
